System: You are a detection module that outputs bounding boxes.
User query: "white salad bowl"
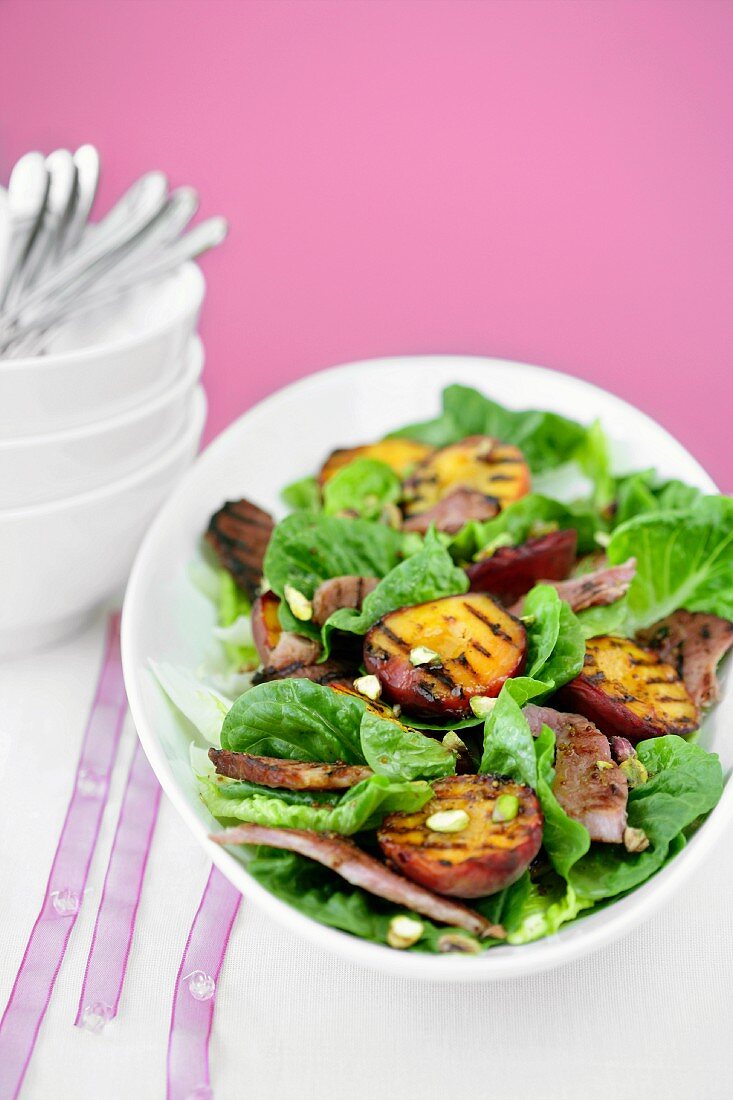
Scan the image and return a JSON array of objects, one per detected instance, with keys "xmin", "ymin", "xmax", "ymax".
[
  {"xmin": 0, "ymin": 386, "xmax": 206, "ymax": 659},
  {"xmin": 0, "ymin": 336, "xmax": 204, "ymax": 508},
  {"xmin": 0, "ymin": 262, "xmax": 204, "ymax": 438},
  {"xmin": 121, "ymin": 356, "xmax": 731, "ymax": 980}
]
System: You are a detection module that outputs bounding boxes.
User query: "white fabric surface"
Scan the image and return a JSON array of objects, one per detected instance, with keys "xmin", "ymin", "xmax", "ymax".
[{"xmin": 1, "ymin": 611, "xmax": 732, "ymax": 1100}]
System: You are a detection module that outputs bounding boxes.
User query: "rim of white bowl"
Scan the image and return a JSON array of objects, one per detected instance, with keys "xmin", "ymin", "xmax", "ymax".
[
  {"xmin": 0, "ymin": 386, "xmax": 207, "ymax": 520},
  {"xmin": 0, "ymin": 262, "xmax": 204, "ymax": 373},
  {"xmin": 0, "ymin": 336, "xmax": 204, "ymax": 451},
  {"xmin": 122, "ymin": 355, "xmax": 729, "ymax": 980}
]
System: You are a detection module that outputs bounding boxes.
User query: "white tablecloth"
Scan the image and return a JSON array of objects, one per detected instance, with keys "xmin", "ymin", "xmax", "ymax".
[{"xmin": 2, "ymin": 612, "xmax": 732, "ymax": 1100}]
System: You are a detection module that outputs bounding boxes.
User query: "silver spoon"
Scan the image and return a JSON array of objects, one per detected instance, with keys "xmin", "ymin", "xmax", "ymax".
[
  {"xmin": 60, "ymin": 144, "xmax": 100, "ymax": 257},
  {"xmin": 9, "ymin": 170, "xmax": 169, "ymax": 321},
  {"xmin": 0, "ymin": 152, "xmax": 49, "ymax": 310},
  {"xmin": 20, "ymin": 149, "xmax": 77, "ymax": 289},
  {"xmin": 4, "ymin": 216, "xmax": 227, "ymax": 355}
]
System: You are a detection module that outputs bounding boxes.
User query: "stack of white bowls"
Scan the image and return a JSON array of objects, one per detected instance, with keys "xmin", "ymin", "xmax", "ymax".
[{"xmin": 0, "ymin": 261, "xmax": 207, "ymax": 658}]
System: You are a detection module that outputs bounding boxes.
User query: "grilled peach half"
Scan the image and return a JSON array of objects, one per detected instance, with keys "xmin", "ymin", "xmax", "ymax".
[
  {"xmin": 466, "ymin": 529, "xmax": 578, "ymax": 604},
  {"xmin": 403, "ymin": 435, "xmax": 530, "ymax": 517},
  {"xmin": 378, "ymin": 775, "xmax": 543, "ymax": 898},
  {"xmin": 318, "ymin": 438, "xmax": 433, "ymax": 485},
  {"xmin": 363, "ymin": 594, "xmax": 526, "ymax": 720},
  {"xmin": 559, "ymin": 635, "xmax": 699, "ymax": 743},
  {"xmin": 251, "ymin": 590, "xmax": 283, "ymax": 664}
]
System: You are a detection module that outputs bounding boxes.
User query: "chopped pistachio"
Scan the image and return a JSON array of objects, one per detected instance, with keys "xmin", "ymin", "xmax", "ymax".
[
  {"xmin": 469, "ymin": 696, "xmax": 497, "ymax": 719},
  {"xmin": 442, "ymin": 730, "xmax": 467, "ymax": 756},
  {"xmin": 426, "ymin": 809, "xmax": 470, "ymax": 834},
  {"xmin": 623, "ymin": 826, "xmax": 650, "ymax": 853},
  {"xmin": 409, "ymin": 645, "xmax": 440, "ymax": 667},
  {"xmin": 596, "ymin": 760, "xmax": 614, "ymax": 771},
  {"xmin": 380, "ymin": 503, "xmax": 403, "ymax": 530},
  {"xmin": 474, "ymin": 532, "xmax": 514, "ymax": 561},
  {"xmin": 528, "ymin": 519, "xmax": 559, "ymax": 538},
  {"xmin": 283, "ymin": 584, "xmax": 313, "ymax": 622},
  {"xmin": 353, "ymin": 674, "xmax": 382, "ymax": 701},
  {"xmin": 387, "ymin": 914, "xmax": 424, "ymax": 949},
  {"xmin": 492, "ymin": 794, "xmax": 520, "ymax": 822},
  {"xmin": 594, "ymin": 531, "xmax": 612, "ymax": 548},
  {"xmin": 437, "ymin": 932, "xmax": 482, "ymax": 955},
  {"xmin": 620, "ymin": 756, "xmax": 649, "ymax": 788},
  {"xmin": 392, "ymin": 703, "xmax": 402, "ymax": 718}
]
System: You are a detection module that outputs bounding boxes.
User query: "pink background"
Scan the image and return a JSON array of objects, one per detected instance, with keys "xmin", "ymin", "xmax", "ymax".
[{"xmin": 1, "ymin": 0, "xmax": 731, "ymax": 485}]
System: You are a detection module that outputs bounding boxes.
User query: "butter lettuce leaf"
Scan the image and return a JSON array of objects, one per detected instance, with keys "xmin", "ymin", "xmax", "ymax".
[
  {"xmin": 448, "ymin": 493, "xmax": 600, "ymax": 562},
  {"xmin": 323, "ymin": 458, "xmax": 401, "ymax": 521},
  {"xmin": 568, "ymin": 737, "xmax": 722, "ymax": 900},
  {"xmin": 607, "ymin": 495, "xmax": 733, "ymax": 630},
  {"xmin": 221, "ymin": 678, "xmax": 367, "ymax": 763},
  {"xmin": 264, "ymin": 512, "xmax": 404, "ymax": 636},
  {"xmin": 359, "ymin": 710, "xmax": 456, "ymax": 781},
  {"xmin": 201, "ymin": 772, "xmax": 432, "ymax": 834},
  {"xmin": 320, "ymin": 528, "xmax": 468, "ymax": 657}
]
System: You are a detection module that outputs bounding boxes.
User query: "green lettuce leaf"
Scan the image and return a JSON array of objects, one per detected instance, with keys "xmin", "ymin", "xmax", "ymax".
[
  {"xmin": 151, "ymin": 661, "xmax": 232, "ymax": 745},
  {"xmin": 201, "ymin": 772, "xmax": 431, "ymax": 834},
  {"xmin": 323, "ymin": 458, "xmax": 401, "ymax": 521},
  {"xmin": 523, "ymin": 584, "xmax": 586, "ymax": 693},
  {"xmin": 479, "ymin": 680, "xmax": 540, "ymax": 785},
  {"xmin": 320, "ymin": 528, "xmax": 468, "ymax": 657},
  {"xmin": 568, "ymin": 737, "xmax": 723, "ymax": 900},
  {"xmin": 220, "ymin": 678, "xmax": 367, "ymax": 763},
  {"xmin": 246, "ymin": 848, "xmax": 507, "ymax": 952},
  {"xmin": 264, "ymin": 512, "xmax": 404, "ymax": 635},
  {"xmin": 359, "ymin": 710, "xmax": 456, "ymax": 781},
  {"xmin": 448, "ymin": 493, "xmax": 600, "ymax": 562},
  {"xmin": 612, "ymin": 469, "xmax": 703, "ymax": 529},
  {"xmin": 533, "ymin": 724, "xmax": 591, "ymax": 879},
  {"xmin": 391, "ymin": 384, "xmax": 592, "ymax": 475},
  {"xmin": 607, "ymin": 495, "xmax": 733, "ymax": 630},
  {"xmin": 506, "ymin": 874, "xmax": 594, "ymax": 944},
  {"xmin": 281, "ymin": 475, "xmax": 322, "ymax": 513}
]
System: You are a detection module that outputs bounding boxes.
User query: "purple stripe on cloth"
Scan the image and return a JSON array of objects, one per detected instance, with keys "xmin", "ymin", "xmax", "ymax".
[
  {"xmin": 74, "ymin": 739, "xmax": 162, "ymax": 1031},
  {"xmin": 0, "ymin": 613, "xmax": 127, "ymax": 1100},
  {"xmin": 167, "ymin": 866, "xmax": 241, "ymax": 1100}
]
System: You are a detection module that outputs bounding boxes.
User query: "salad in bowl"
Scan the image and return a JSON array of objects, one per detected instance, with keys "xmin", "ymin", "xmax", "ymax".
[{"xmin": 149, "ymin": 377, "xmax": 731, "ymax": 959}]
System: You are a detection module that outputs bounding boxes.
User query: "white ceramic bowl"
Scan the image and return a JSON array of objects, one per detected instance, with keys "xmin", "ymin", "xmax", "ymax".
[
  {"xmin": 0, "ymin": 262, "xmax": 204, "ymax": 438},
  {"xmin": 0, "ymin": 336, "xmax": 204, "ymax": 508},
  {"xmin": 122, "ymin": 357, "xmax": 731, "ymax": 980},
  {"xmin": 0, "ymin": 386, "xmax": 206, "ymax": 659}
]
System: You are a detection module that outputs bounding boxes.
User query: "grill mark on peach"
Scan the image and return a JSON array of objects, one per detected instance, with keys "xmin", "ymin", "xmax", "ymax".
[
  {"xmin": 462, "ymin": 602, "xmax": 513, "ymax": 641},
  {"xmin": 378, "ymin": 623, "xmax": 412, "ymax": 652}
]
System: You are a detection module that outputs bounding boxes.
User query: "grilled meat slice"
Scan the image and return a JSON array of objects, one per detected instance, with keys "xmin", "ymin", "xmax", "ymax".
[
  {"xmin": 466, "ymin": 529, "xmax": 577, "ymax": 604},
  {"xmin": 209, "ymin": 749, "xmax": 373, "ymax": 790},
  {"xmin": 402, "ymin": 488, "xmax": 500, "ymax": 536},
  {"xmin": 210, "ymin": 823, "xmax": 505, "ymax": 939},
  {"xmin": 254, "ymin": 659, "xmax": 354, "ymax": 688},
  {"xmin": 312, "ymin": 575, "xmax": 379, "ymax": 627},
  {"xmin": 510, "ymin": 558, "xmax": 636, "ymax": 615},
  {"xmin": 524, "ymin": 704, "xmax": 628, "ymax": 843},
  {"xmin": 206, "ymin": 498, "xmax": 275, "ymax": 599},
  {"xmin": 267, "ymin": 632, "xmax": 322, "ymax": 670},
  {"xmin": 608, "ymin": 735, "xmax": 635, "ymax": 763},
  {"xmin": 637, "ymin": 610, "xmax": 733, "ymax": 709},
  {"xmin": 251, "ymin": 590, "xmax": 325, "ymax": 672}
]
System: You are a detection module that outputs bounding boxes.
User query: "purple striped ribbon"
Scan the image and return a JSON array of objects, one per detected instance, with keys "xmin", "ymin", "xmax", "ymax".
[
  {"xmin": 0, "ymin": 613, "xmax": 127, "ymax": 1100},
  {"xmin": 167, "ymin": 866, "xmax": 241, "ymax": 1100},
  {"xmin": 74, "ymin": 739, "xmax": 162, "ymax": 1031}
]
